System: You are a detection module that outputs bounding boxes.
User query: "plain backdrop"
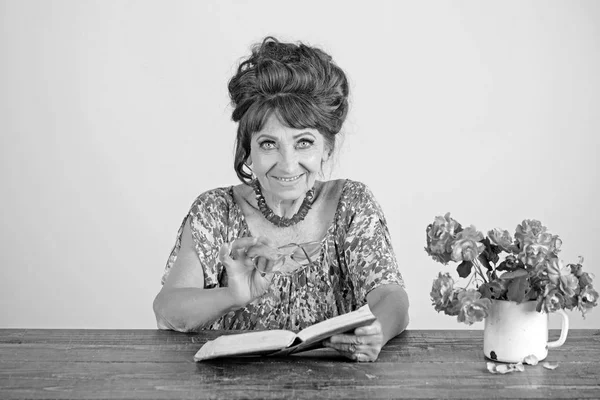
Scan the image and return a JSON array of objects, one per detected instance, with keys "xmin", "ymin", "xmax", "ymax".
[{"xmin": 1, "ymin": 0, "xmax": 599, "ymax": 332}]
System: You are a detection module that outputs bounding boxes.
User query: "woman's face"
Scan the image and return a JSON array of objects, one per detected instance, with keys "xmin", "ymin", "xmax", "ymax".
[{"xmin": 248, "ymin": 114, "xmax": 329, "ymax": 203}]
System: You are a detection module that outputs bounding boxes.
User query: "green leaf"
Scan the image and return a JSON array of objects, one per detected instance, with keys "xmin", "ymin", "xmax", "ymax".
[
  {"xmin": 478, "ymin": 255, "xmax": 493, "ymax": 271},
  {"xmin": 457, "ymin": 260, "xmax": 473, "ymax": 278},
  {"xmin": 499, "ymin": 269, "xmax": 528, "ymax": 280},
  {"xmin": 497, "ymin": 256, "xmax": 525, "ymax": 272},
  {"xmin": 507, "ymin": 276, "xmax": 531, "ymax": 303},
  {"xmin": 526, "ymin": 288, "xmax": 538, "ymax": 301},
  {"xmin": 479, "ymin": 280, "xmax": 508, "ymax": 300},
  {"xmin": 479, "ymin": 237, "xmax": 499, "ymax": 266}
]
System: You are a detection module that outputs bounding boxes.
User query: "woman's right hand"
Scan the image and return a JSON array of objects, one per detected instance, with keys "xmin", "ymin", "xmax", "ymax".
[{"xmin": 218, "ymin": 236, "xmax": 282, "ymax": 307}]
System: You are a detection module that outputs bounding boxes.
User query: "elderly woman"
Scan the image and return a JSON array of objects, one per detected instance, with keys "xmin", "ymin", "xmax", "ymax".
[{"xmin": 153, "ymin": 37, "xmax": 409, "ymax": 362}]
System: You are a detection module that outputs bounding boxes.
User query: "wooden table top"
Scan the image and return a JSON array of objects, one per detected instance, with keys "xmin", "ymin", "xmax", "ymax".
[{"xmin": 1, "ymin": 329, "xmax": 599, "ymax": 399}]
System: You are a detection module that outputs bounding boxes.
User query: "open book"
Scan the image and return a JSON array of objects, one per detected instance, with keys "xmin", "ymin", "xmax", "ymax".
[{"xmin": 194, "ymin": 304, "xmax": 376, "ymax": 361}]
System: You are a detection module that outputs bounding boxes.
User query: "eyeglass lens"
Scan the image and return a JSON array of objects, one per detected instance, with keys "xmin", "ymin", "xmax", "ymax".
[{"xmin": 254, "ymin": 241, "xmax": 322, "ymax": 276}]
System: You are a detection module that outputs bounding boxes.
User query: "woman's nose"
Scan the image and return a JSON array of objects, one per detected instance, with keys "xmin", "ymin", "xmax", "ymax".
[{"xmin": 278, "ymin": 148, "xmax": 299, "ymax": 171}]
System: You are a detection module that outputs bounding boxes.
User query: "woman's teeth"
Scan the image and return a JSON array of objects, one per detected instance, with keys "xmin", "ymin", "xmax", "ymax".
[{"xmin": 274, "ymin": 174, "xmax": 302, "ymax": 182}]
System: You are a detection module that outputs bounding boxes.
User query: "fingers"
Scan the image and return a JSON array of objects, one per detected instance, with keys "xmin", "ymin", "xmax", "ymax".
[
  {"xmin": 229, "ymin": 237, "xmax": 259, "ymax": 260},
  {"xmin": 322, "ymin": 322, "xmax": 383, "ymax": 363},
  {"xmin": 254, "ymin": 236, "xmax": 275, "ymax": 247},
  {"xmin": 246, "ymin": 243, "xmax": 282, "ymax": 261},
  {"xmin": 322, "ymin": 337, "xmax": 377, "ymax": 362},
  {"xmin": 236, "ymin": 238, "xmax": 284, "ymax": 275},
  {"xmin": 230, "ymin": 236, "xmax": 261, "ymax": 249},
  {"xmin": 325, "ymin": 333, "xmax": 375, "ymax": 347},
  {"xmin": 354, "ymin": 320, "xmax": 383, "ymax": 336},
  {"xmin": 219, "ymin": 237, "xmax": 283, "ymax": 279},
  {"xmin": 323, "ymin": 340, "xmax": 359, "ymax": 355},
  {"xmin": 246, "ymin": 253, "xmax": 273, "ymax": 274},
  {"xmin": 218, "ymin": 242, "xmax": 233, "ymax": 264},
  {"xmin": 323, "ymin": 334, "xmax": 371, "ymax": 353},
  {"xmin": 220, "ymin": 236, "xmax": 276, "ymax": 262},
  {"xmin": 354, "ymin": 352, "xmax": 375, "ymax": 362}
]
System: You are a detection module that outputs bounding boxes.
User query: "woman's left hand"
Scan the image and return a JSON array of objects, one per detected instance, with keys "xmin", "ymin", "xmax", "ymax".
[{"xmin": 322, "ymin": 319, "xmax": 384, "ymax": 362}]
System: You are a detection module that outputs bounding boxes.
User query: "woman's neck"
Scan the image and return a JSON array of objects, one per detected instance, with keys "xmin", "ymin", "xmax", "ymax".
[
  {"xmin": 248, "ymin": 180, "xmax": 323, "ymax": 225},
  {"xmin": 233, "ymin": 180, "xmax": 344, "ymax": 246},
  {"xmin": 262, "ymin": 193, "xmax": 306, "ymax": 219}
]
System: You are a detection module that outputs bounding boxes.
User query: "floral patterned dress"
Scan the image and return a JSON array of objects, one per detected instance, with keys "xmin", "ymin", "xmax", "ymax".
[{"xmin": 161, "ymin": 179, "xmax": 404, "ymax": 332}]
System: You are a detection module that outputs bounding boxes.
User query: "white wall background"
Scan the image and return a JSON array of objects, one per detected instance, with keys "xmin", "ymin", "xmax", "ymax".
[{"xmin": 1, "ymin": 0, "xmax": 599, "ymax": 331}]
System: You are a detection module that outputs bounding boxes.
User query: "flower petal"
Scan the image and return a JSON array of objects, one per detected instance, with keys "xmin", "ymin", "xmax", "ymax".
[
  {"xmin": 513, "ymin": 362, "xmax": 525, "ymax": 372},
  {"xmin": 495, "ymin": 364, "xmax": 511, "ymax": 374},
  {"xmin": 523, "ymin": 354, "xmax": 539, "ymax": 365},
  {"xmin": 542, "ymin": 362, "xmax": 559, "ymax": 370}
]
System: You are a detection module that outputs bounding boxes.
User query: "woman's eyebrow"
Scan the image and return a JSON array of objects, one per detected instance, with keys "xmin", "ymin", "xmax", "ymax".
[
  {"xmin": 255, "ymin": 134, "xmax": 277, "ymax": 141},
  {"xmin": 293, "ymin": 132, "xmax": 316, "ymax": 139},
  {"xmin": 255, "ymin": 132, "xmax": 316, "ymax": 141}
]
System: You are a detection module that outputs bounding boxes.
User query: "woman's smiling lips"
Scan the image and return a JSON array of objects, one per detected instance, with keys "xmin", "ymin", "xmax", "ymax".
[{"xmin": 271, "ymin": 173, "xmax": 304, "ymax": 183}]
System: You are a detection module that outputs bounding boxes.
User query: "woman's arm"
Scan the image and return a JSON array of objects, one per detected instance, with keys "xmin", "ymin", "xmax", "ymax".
[
  {"xmin": 153, "ymin": 218, "xmax": 240, "ymax": 332},
  {"xmin": 153, "ymin": 218, "xmax": 279, "ymax": 332},
  {"xmin": 153, "ymin": 287, "xmax": 241, "ymax": 332},
  {"xmin": 322, "ymin": 183, "xmax": 410, "ymax": 361},
  {"xmin": 322, "ymin": 284, "xmax": 409, "ymax": 361},
  {"xmin": 366, "ymin": 283, "xmax": 410, "ymax": 344}
]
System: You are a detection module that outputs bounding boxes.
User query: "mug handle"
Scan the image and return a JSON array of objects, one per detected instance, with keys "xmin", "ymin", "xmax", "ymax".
[{"xmin": 547, "ymin": 309, "xmax": 569, "ymax": 348}]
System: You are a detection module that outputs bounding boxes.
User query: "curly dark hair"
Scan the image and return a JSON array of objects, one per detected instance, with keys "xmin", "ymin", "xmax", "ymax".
[{"xmin": 228, "ymin": 36, "xmax": 350, "ymax": 184}]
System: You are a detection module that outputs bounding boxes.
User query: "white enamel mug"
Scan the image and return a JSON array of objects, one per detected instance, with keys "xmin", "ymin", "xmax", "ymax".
[{"xmin": 483, "ymin": 300, "xmax": 569, "ymax": 363}]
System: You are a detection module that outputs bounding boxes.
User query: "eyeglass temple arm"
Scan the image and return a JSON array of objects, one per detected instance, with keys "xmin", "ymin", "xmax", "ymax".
[
  {"xmin": 278, "ymin": 240, "xmax": 320, "ymax": 264},
  {"xmin": 298, "ymin": 245, "xmax": 313, "ymax": 265}
]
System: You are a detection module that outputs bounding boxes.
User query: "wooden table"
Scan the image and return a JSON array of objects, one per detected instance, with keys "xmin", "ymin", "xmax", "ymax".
[{"xmin": 1, "ymin": 329, "xmax": 599, "ymax": 399}]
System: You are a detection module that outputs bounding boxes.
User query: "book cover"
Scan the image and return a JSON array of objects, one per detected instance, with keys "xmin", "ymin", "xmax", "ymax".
[{"xmin": 194, "ymin": 304, "xmax": 376, "ymax": 361}]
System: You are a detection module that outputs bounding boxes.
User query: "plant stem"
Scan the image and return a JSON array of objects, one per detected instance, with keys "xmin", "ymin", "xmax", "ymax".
[
  {"xmin": 472, "ymin": 258, "xmax": 488, "ymax": 284},
  {"xmin": 465, "ymin": 271, "xmax": 475, "ymax": 288}
]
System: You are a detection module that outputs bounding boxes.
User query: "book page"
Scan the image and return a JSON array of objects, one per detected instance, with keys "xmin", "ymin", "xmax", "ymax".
[{"xmin": 194, "ymin": 330, "xmax": 297, "ymax": 361}]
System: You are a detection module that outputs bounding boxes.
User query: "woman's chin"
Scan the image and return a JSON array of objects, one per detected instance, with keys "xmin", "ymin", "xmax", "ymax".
[
  {"xmin": 268, "ymin": 184, "xmax": 309, "ymax": 201},
  {"xmin": 260, "ymin": 174, "xmax": 316, "ymax": 200},
  {"xmin": 270, "ymin": 188, "xmax": 305, "ymax": 202}
]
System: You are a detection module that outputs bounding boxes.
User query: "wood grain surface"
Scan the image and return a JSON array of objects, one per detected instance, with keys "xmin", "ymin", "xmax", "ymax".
[{"xmin": 1, "ymin": 329, "xmax": 599, "ymax": 399}]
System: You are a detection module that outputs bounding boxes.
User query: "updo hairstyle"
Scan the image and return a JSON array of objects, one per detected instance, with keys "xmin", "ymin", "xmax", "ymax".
[{"xmin": 228, "ymin": 37, "xmax": 350, "ymax": 184}]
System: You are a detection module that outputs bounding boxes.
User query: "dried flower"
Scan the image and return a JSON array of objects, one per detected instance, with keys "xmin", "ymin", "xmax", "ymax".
[
  {"xmin": 451, "ymin": 226, "xmax": 485, "ymax": 263},
  {"xmin": 569, "ymin": 257, "xmax": 585, "ymax": 277},
  {"xmin": 430, "ymin": 272, "xmax": 455, "ymax": 312},
  {"xmin": 578, "ymin": 286, "xmax": 599, "ymax": 316},
  {"xmin": 488, "ymin": 228, "xmax": 515, "ymax": 253},
  {"xmin": 515, "ymin": 220, "xmax": 547, "ymax": 245},
  {"xmin": 425, "ymin": 213, "xmax": 462, "ymax": 264},
  {"xmin": 559, "ymin": 273, "xmax": 580, "ymax": 298},
  {"xmin": 579, "ymin": 272, "xmax": 594, "ymax": 288},
  {"xmin": 542, "ymin": 288, "xmax": 565, "ymax": 313},
  {"xmin": 425, "ymin": 214, "xmax": 597, "ymax": 324},
  {"xmin": 487, "ymin": 361, "xmax": 525, "ymax": 374},
  {"xmin": 456, "ymin": 290, "xmax": 491, "ymax": 325}
]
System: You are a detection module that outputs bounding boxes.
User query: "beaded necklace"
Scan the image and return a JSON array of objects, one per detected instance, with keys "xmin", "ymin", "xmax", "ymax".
[{"xmin": 251, "ymin": 179, "xmax": 314, "ymax": 227}]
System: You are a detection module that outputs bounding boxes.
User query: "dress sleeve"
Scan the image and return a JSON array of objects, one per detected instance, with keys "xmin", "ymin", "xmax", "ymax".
[
  {"xmin": 342, "ymin": 182, "xmax": 405, "ymax": 303},
  {"xmin": 161, "ymin": 190, "xmax": 229, "ymax": 288}
]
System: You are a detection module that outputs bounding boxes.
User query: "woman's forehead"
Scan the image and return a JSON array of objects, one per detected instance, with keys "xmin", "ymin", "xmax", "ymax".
[{"xmin": 255, "ymin": 114, "xmax": 319, "ymax": 137}]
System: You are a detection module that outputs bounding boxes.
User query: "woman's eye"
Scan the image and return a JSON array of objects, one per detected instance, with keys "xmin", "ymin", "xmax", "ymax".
[
  {"xmin": 296, "ymin": 139, "xmax": 314, "ymax": 149},
  {"xmin": 259, "ymin": 141, "xmax": 276, "ymax": 150}
]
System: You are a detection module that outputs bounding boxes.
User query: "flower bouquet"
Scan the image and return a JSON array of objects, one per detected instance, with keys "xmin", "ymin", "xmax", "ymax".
[{"xmin": 426, "ymin": 213, "xmax": 598, "ymax": 325}]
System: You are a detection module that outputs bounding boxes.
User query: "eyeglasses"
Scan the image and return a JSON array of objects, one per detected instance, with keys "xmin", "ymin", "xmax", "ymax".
[{"xmin": 253, "ymin": 240, "xmax": 322, "ymax": 277}]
